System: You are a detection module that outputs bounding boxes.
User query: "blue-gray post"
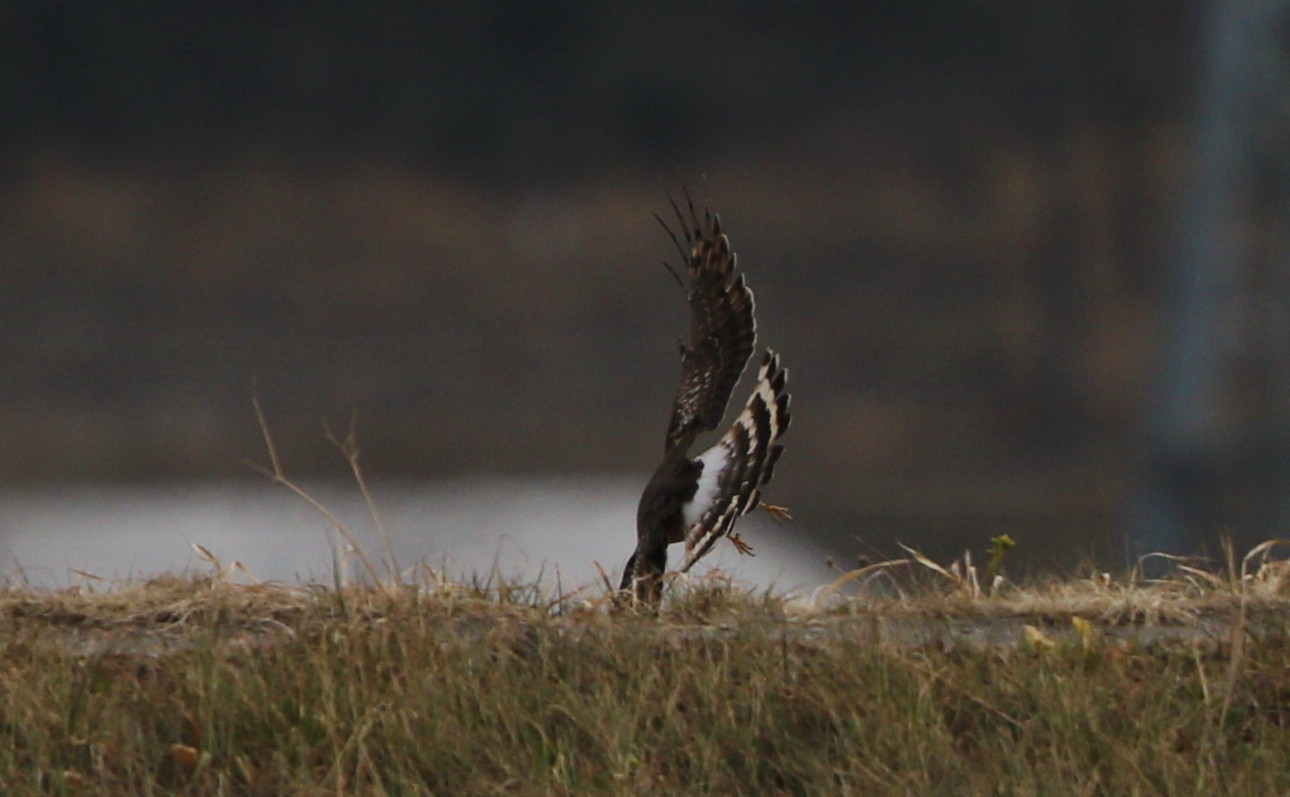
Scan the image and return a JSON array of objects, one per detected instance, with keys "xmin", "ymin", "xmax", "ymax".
[{"xmin": 1130, "ymin": 0, "xmax": 1288, "ymax": 569}]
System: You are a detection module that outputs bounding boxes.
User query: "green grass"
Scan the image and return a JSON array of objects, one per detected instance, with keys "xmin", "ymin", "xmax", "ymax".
[{"xmin": 2, "ymin": 557, "xmax": 1289, "ymax": 796}]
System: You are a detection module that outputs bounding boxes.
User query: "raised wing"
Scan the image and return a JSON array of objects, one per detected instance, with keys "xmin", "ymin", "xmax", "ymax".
[
  {"xmin": 660, "ymin": 193, "xmax": 757, "ymax": 452},
  {"xmin": 678, "ymin": 349, "xmax": 791, "ymax": 573}
]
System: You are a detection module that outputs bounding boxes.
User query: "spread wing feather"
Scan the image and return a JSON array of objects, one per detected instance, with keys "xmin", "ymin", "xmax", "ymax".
[
  {"xmin": 678, "ymin": 350, "xmax": 791, "ymax": 573},
  {"xmin": 661, "ymin": 192, "xmax": 757, "ymax": 452}
]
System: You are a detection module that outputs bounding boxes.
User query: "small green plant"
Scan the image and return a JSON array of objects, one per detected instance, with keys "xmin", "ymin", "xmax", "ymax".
[{"xmin": 986, "ymin": 533, "xmax": 1015, "ymax": 585}]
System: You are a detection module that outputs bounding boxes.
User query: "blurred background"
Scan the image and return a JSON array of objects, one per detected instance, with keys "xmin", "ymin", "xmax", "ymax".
[{"xmin": 2, "ymin": 1, "xmax": 1289, "ymax": 584}]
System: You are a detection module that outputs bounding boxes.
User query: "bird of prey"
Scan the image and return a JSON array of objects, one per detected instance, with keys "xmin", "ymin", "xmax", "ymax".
[{"xmin": 619, "ymin": 193, "xmax": 792, "ymax": 606}]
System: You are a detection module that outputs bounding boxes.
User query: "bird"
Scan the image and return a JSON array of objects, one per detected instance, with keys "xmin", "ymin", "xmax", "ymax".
[{"xmin": 619, "ymin": 192, "xmax": 792, "ymax": 606}]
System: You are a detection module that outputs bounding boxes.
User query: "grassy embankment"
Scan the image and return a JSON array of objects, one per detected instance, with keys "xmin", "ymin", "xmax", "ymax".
[
  {"xmin": 2, "ymin": 540, "xmax": 1289, "ymax": 796},
  {"xmin": 6, "ymin": 418, "xmax": 1288, "ymax": 795}
]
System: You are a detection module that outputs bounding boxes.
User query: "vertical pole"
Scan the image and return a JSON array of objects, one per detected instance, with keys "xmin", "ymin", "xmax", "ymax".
[{"xmin": 1130, "ymin": 0, "xmax": 1289, "ymax": 569}]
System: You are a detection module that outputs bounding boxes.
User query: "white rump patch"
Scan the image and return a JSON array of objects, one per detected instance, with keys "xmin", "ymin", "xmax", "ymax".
[{"xmin": 683, "ymin": 443, "xmax": 729, "ymax": 531}]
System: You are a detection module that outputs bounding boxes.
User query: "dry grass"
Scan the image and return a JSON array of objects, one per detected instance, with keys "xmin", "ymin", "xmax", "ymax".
[
  {"xmin": 814, "ymin": 538, "xmax": 1290, "ymax": 623},
  {"xmin": 2, "ymin": 548, "xmax": 1289, "ymax": 796}
]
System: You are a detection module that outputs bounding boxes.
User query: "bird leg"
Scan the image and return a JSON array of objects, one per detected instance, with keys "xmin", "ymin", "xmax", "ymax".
[
  {"xmin": 728, "ymin": 532, "xmax": 756, "ymax": 557},
  {"xmin": 759, "ymin": 501, "xmax": 793, "ymax": 523}
]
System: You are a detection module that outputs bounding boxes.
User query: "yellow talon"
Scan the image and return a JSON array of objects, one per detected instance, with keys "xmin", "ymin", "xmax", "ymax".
[
  {"xmin": 729, "ymin": 533, "xmax": 756, "ymax": 557},
  {"xmin": 759, "ymin": 502, "xmax": 793, "ymax": 523}
]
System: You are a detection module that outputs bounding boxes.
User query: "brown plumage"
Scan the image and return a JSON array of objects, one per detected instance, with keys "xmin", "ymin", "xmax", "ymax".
[
  {"xmin": 659, "ymin": 199, "xmax": 757, "ymax": 454},
  {"xmin": 621, "ymin": 192, "xmax": 791, "ymax": 606}
]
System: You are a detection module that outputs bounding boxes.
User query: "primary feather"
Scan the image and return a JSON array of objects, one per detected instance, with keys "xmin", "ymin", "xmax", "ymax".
[{"xmin": 661, "ymin": 194, "xmax": 757, "ymax": 453}]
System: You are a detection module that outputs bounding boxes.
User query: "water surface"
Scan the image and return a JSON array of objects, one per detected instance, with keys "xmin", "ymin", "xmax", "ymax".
[{"xmin": 0, "ymin": 477, "xmax": 830, "ymax": 593}]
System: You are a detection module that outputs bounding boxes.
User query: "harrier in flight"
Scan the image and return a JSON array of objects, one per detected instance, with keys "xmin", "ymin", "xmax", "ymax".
[{"xmin": 620, "ymin": 193, "xmax": 792, "ymax": 606}]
